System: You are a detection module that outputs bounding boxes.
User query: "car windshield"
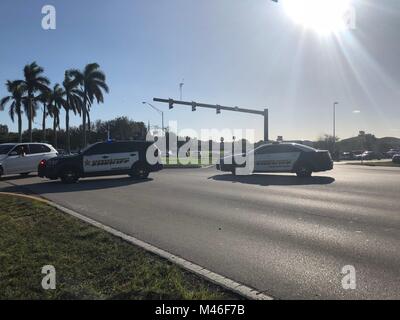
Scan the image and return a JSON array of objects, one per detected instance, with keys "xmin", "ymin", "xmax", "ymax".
[
  {"xmin": 0, "ymin": 145, "xmax": 14, "ymax": 155},
  {"xmin": 80, "ymin": 143, "xmax": 96, "ymax": 154}
]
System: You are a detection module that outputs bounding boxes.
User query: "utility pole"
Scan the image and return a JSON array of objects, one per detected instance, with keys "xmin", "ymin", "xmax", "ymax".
[
  {"xmin": 179, "ymin": 79, "xmax": 184, "ymax": 100},
  {"xmin": 153, "ymin": 98, "xmax": 270, "ymax": 142},
  {"xmin": 107, "ymin": 123, "xmax": 111, "ymax": 141},
  {"xmin": 264, "ymin": 108, "xmax": 269, "ymax": 142},
  {"xmin": 333, "ymin": 102, "xmax": 339, "ymax": 158}
]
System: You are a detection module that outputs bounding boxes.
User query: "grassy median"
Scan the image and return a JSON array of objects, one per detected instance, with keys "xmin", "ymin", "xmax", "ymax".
[{"xmin": 0, "ymin": 194, "xmax": 237, "ymax": 300}]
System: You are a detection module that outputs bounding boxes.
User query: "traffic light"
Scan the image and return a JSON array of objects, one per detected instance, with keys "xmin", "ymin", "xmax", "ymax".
[
  {"xmin": 169, "ymin": 99, "xmax": 174, "ymax": 110},
  {"xmin": 216, "ymin": 105, "xmax": 221, "ymax": 114},
  {"xmin": 192, "ymin": 102, "xmax": 197, "ymax": 112}
]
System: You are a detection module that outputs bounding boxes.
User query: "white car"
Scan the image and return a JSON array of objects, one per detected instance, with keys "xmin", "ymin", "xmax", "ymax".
[{"xmin": 0, "ymin": 143, "xmax": 58, "ymax": 178}]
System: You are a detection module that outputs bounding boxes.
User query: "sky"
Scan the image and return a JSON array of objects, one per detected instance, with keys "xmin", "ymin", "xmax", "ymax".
[{"xmin": 0, "ymin": 0, "xmax": 400, "ymax": 142}]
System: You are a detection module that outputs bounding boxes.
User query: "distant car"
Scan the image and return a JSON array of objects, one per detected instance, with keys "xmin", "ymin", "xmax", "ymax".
[
  {"xmin": 216, "ymin": 143, "xmax": 333, "ymax": 178},
  {"xmin": 393, "ymin": 154, "xmax": 400, "ymax": 164},
  {"xmin": 355, "ymin": 151, "xmax": 382, "ymax": 160},
  {"xmin": 386, "ymin": 149, "xmax": 400, "ymax": 158},
  {"xmin": 340, "ymin": 152, "xmax": 356, "ymax": 161},
  {"xmin": 38, "ymin": 140, "xmax": 163, "ymax": 183},
  {"xmin": 0, "ymin": 143, "xmax": 58, "ymax": 178},
  {"xmin": 56, "ymin": 149, "xmax": 69, "ymax": 156}
]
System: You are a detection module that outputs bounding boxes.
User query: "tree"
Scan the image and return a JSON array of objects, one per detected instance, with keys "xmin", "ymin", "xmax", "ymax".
[
  {"xmin": 36, "ymin": 88, "xmax": 52, "ymax": 142},
  {"xmin": 48, "ymin": 84, "xmax": 66, "ymax": 149},
  {"xmin": 22, "ymin": 62, "xmax": 50, "ymax": 142},
  {"xmin": 68, "ymin": 63, "xmax": 109, "ymax": 147},
  {"xmin": 314, "ymin": 134, "xmax": 340, "ymax": 155},
  {"xmin": 0, "ymin": 80, "xmax": 25, "ymax": 142},
  {"xmin": 63, "ymin": 71, "xmax": 83, "ymax": 153},
  {"xmin": 94, "ymin": 117, "xmax": 147, "ymax": 141},
  {"xmin": 0, "ymin": 125, "xmax": 8, "ymax": 135}
]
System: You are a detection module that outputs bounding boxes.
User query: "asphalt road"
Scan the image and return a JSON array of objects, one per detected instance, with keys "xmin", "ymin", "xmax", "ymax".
[{"xmin": 1, "ymin": 165, "xmax": 400, "ymax": 299}]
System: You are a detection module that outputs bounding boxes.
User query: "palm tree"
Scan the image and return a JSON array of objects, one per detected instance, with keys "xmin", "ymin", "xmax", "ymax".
[
  {"xmin": 48, "ymin": 84, "xmax": 66, "ymax": 149},
  {"xmin": 63, "ymin": 71, "xmax": 83, "ymax": 153},
  {"xmin": 69, "ymin": 63, "xmax": 109, "ymax": 147},
  {"xmin": 36, "ymin": 88, "xmax": 52, "ymax": 142},
  {"xmin": 1, "ymin": 80, "xmax": 25, "ymax": 142},
  {"xmin": 22, "ymin": 62, "xmax": 50, "ymax": 142}
]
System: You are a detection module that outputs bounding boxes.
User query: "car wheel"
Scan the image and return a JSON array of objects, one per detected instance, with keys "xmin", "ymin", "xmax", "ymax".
[
  {"xmin": 296, "ymin": 165, "xmax": 312, "ymax": 178},
  {"xmin": 60, "ymin": 168, "xmax": 79, "ymax": 184},
  {"xmin": 129, "ymin": 164, "xmax": 149, "ymax": 179}
]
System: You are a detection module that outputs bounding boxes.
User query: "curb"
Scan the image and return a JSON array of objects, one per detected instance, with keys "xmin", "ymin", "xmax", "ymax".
[{"xmin": 0, "ymin": 190, "xmax": 273, "ymax": 301}]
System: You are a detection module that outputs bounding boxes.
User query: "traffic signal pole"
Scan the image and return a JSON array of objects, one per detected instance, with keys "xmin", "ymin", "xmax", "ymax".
[{"xmin": 153, "ymin": 98, "xmax": 270, "ymax": 142}]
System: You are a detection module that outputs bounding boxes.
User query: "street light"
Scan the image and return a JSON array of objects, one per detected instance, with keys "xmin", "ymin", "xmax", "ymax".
[
  {"xmin": 333, "ymin": 102, "xmax": 339, "ymax": 158},
  {"xmin": 179, "ymin": 79, "xmax": 184, "ymax": 100},
  {"xmin": 142, "ymin": 102, "xmax": 165, "ymax": 134}
]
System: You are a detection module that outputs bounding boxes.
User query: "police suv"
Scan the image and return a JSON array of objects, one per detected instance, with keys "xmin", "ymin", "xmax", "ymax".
[
  {"xmin": 38, "ymin": 140, "xmax": 163, "ymax": 183},
  {"xmin": 216, "ymin": 143, "xmax": 333, "ymax": 177}
]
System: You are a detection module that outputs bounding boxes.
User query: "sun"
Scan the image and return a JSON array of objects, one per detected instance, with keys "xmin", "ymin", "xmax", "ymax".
[{"xmin": 282, "ymin": 0, "xmax": 352, "ymax": 35}]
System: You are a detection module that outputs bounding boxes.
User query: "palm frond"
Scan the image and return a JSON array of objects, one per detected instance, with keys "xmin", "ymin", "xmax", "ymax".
[
  {"xmin": 84, "ymin": 63, "xmax": 100, "ymax": 77},
  {"xmin": 8, "ymin": 101, "xmax": 16, "ymax": 122},
  {"xmin": 0, "ymin": 96, "xmax": 11, "ymax": 110}
]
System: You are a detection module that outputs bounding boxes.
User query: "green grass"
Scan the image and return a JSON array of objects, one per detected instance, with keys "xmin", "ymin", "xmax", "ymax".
[
  {"xmin": 347, "ymin": 161, "xmax": 400, "ymax": 167},
  {"xmin": 0, "ymin": 194, "xmax": 238, "ymax": 300},
  {"xmin": 161, "ymin": 155, "xmax": 220, "ymax": 167}
]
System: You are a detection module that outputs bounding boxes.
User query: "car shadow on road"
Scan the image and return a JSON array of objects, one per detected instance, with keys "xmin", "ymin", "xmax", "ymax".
[
  {"xmin": 209, "ymin": 174, "xmax": 335, "ymax": 186},
  {"xmin": 1, "ymin": 177, "xmax": 153, "ymax": 194}
]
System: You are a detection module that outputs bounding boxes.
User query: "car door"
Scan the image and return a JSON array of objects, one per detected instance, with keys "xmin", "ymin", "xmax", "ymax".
[
  {"xmin": 82, "ymin": 143, "xmax": 112, "ymax": 174},
  {"xmin": 254, "ymin": 145, "xmax": 279, "ymax": 172},
  {"xmin": 109, "ymin": 142, "xmax": 138, "ymax": 172},
  {"xmin": 272, "ymin": 145, "xmax": 302, "ymax": 171},
  {"xmin": 254, "ymin": 145, "xmax": 301, "ymax": 172},
  {"xmin": 28, "ymin": 144, "xmax": 52, "ymax": 172},
  {"xmin": 4, "ymin": 144, "xmax": 31, "ymax": 174}
]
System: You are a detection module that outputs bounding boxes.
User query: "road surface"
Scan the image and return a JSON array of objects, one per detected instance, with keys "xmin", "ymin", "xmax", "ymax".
[{"xmin": 1, "ymin": 165, "xmax": 399, "ymax": 299}]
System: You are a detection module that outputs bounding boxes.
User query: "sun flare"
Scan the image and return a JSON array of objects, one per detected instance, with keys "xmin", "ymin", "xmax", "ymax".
[{"xmin": 282, "ymin": 0, "xmax": 352, "ymax": 35}]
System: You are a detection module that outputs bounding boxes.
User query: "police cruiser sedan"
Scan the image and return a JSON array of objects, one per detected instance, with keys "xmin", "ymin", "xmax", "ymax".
[
  {"xmin": 216, "ymin": 143, "xmax": 333, "ymax": 177},
  {"xmin": 38, "ymin": 140, "xmax": 163, "ymax": 183}
]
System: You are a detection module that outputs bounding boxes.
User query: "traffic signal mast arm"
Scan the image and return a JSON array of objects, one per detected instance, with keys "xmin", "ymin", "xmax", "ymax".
[
  {"xmin": 153, "ymin": 98, "xmax": 265, "ymax": 116},
  {"xmin": 153, "ymin": 98, "xmax": 269, "ymax": 142}
]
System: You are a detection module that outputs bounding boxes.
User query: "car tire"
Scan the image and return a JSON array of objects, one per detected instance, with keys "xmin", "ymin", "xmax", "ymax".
[
  {"xmin": 60, "ymin": 168, "xmax": 79, "ymax": 184},
  {"xmin": 129, "ymin": 164, "xmax": 149, "ymax": 180},
  {"xmin": 296, "ymin": 165, "xmax": 312, "ymax": 178}
]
